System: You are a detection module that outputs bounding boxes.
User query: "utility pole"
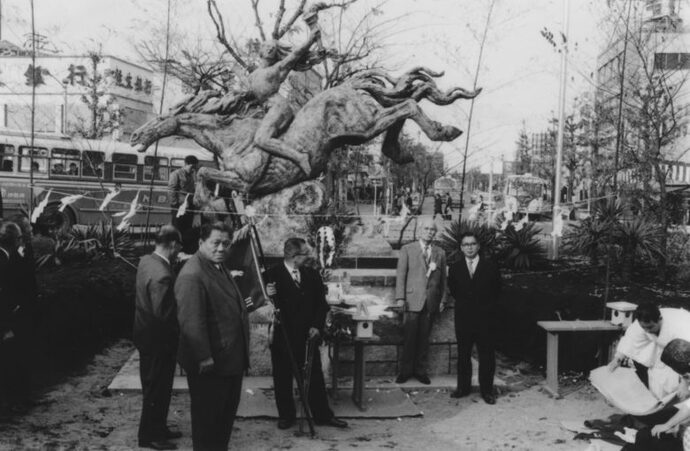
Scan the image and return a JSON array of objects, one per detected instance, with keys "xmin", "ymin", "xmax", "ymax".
[
  {"xmin": 613, "ymin": 0, "xmax": 633, "ymax": 193},
  {"xmin": 551, "ymin": 0, "xmax": 570, "ymax": 260}
]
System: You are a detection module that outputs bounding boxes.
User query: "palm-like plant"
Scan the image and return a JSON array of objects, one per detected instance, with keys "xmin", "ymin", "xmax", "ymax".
[
  {"xmin": 500, "ymin": 222, "xmax": 545, "ymax": 270},
  {"xmin": 615, "ymin": 217, "xmax": 664, "ymax": 280},
  {"xmin": 563, "ymin": 217, "xmax": 612, "ymax": 266},
  {"xmin": 438, "ymin": 219, "xmax": 499, "ymax": 264}
]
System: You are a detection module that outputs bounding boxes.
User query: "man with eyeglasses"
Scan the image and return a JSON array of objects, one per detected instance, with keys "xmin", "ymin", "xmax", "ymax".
[
  {"xmin": 394, "ymin": 219, "xmax": 448, "ymax": 385},
  {"xmin": 264, "ymin": 238, "xmax": 348, "ymax": 430},
  {"xmin": 448, "ymin": 232, "xmax": 501, "ymax": 404},
  {"xmin": 175, "ymin": 221, "xmax": 253, "ymax": 450}
]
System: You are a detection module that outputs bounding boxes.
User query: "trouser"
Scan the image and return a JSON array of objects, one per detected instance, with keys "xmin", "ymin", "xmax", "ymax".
[
  {"xmin": 171, "ymin": 210, "xmax": 196, "ymax": 254},
  {"xmin": 186, "ymin": 371, "xmax": 243, "ymax": 451},
  {"xmin": 138, "ymin": 351, "xmax": 177, "ymax": 442},
  {"xmin": 622, "ymin": 427, "xmax": 683, "ymax": 451},
  {"xmin": 270, "ymin": 339, "xmax": 333, "ymax": 423},
  {"xmin": 456, "ymin": 319, "xmax": 496, "ymax": 395},
  {"xmin": 400, "ymin": 307, "xmax": 434, "ymax": 377}
]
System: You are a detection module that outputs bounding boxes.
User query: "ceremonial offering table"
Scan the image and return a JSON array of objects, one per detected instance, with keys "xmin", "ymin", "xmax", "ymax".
[{"xmin": 537, "ymin": 320, "xmax": 622, "ymax": 397}]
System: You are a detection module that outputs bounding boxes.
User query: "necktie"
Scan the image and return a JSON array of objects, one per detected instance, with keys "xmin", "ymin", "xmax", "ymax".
[
  {"xmin": 292, "ymin": 269, "xmax": 301, "ymax": 286},
  {"xmin": 467, "ymin": 259, "xmax": 475, "ymax": 278},
  {"xmin": 424, "ymin": 244, "xmax": 431, "ymax": 264}
]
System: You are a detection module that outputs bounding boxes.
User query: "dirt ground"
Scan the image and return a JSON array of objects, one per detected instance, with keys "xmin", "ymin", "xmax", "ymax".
[{"xmin": 0, "ymin": 339, "xmax": 621, "ymax": 451}]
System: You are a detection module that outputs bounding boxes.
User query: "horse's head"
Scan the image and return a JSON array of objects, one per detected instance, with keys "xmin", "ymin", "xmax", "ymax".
[{"xmin": 130, "ymin": 115, "xmax": 180, "ymax": 153}]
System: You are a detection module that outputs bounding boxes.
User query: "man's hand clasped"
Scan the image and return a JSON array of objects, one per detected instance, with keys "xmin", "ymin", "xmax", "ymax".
[{"xmin": 199, "ymin": 357, "xmax": 215, "ymax": 375}]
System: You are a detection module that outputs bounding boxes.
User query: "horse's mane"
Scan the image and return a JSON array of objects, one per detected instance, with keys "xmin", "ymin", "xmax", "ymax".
[{"xmin": 348, "ymin": 67, "xmax": 480, "ymax": 108}]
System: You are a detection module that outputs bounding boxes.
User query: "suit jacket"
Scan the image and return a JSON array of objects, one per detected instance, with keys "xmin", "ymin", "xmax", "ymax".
[
  {"xmin": 395, "ymin": 241, "xmax": 447, "ymax": 313},
  {"xmin": 167, "ymin": 167, "xmax": 195, "ymax": 208},
  {"xmin": 174, "ymin": 253, "xmax": 249, "ymax": 376},
  {"xmin": 0, "ymin": 248, "xmax": 15, "ymax": 335},
  {"xmin": 448, "ymin": 255, "xmax": 501, "ymax": 324},
  {"xmin": 264, "ymin": 263, "xmax": 329, "ymax": 347},
  {"xmin": 133, "ymin": 253, "xmax": 178, "ymax": 355}
]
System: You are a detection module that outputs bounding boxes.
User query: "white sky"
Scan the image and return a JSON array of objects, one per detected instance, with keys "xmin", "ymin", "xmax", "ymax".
[{"xmin": 0, "ymin": 0, "xmax": 627, "ymax": 173}]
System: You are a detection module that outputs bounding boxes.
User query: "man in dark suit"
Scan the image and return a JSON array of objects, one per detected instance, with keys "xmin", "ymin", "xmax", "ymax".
[
  {"xmin": 448, "ymin": 231, "xmax": 501, "ymax": 404},
  {"xmin": 175, "ymin": 221, "xmax": 252, "ymax": 451},
  {"xmin": 0, "ymin": 220, "xmax": 22, "ymax": 416},
  {"xmin": 134, "ymin": 225, "xmax": 183, "ymax": 450},
  {"xmin": 394, "ymin": 219, "xmax": 447, "ymax": 384},
  {"xmin": 265, "ymin": 237, "xmax": 347, "ymax": 430}
]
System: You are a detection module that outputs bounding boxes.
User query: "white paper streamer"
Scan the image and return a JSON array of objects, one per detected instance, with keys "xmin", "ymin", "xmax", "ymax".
[
  {"xmin": 99, "ymin": 187, "xmax": 120, "ymax": 211},
  {"xmin": 31, "ymin": 189, "xmax": 52, "ymax": 224},
  {"xmin": 58, "ymin": 194, "xmax": 84, "ymax": 212}
]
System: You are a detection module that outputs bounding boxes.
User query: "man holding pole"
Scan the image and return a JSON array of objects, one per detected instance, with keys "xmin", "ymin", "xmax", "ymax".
[{"xmin": 265, "ymin": 238, "xmax": 347, "ymax": 430}]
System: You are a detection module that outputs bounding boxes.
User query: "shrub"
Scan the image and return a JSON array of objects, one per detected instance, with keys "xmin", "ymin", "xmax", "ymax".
[
  {"xmin": 615, "ymin": 216, "xmax": 663, "ymax": 279},
  {"xmin": 438, "ymin": 219, "xmax": 500, "ymax": 264},
  {"xmin": 500, "ymin": 222, "xmax": 546, "ymax": 270}
]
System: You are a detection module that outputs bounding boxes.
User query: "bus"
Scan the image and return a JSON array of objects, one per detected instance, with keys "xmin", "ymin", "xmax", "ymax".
[
  {"xmin": 502, "ymin": 173, "xmax": 552, "ymax": 219},
  {"xmin": 0, "ymin": 131, "xmax": 215, "ymax": 231}
]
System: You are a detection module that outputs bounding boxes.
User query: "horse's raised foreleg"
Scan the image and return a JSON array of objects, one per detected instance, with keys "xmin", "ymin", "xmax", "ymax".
[{"xmin": 194, "ymin": 166, "xmax": 252, "ymax": 208}]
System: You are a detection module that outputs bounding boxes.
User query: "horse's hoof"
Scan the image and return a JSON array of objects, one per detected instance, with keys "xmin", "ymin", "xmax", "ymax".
[{"xmin": 441, "ymin": 125, "xmax": 462, "ymax": 141}]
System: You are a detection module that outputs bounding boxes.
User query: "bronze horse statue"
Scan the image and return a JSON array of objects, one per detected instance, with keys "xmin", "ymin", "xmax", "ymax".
[{"xmin": 130, "ymin": 67, "xmax": 480, "ymax": 208}]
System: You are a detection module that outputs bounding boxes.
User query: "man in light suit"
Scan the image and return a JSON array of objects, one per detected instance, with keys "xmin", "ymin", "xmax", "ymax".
[
  {"xmin": 134, "ymin": 225, "xmax": 183, "ymax": 450},
  {"xmin": 448, "ymin": 231, "xmax": 501, "ymax": 404},
  {"xmin": 175, "ymin": 221, "xmax": 253, "ymax": 451},
  {"xmin": 395, "ymin": 219, "xmax": 447, "ymax": 384}
]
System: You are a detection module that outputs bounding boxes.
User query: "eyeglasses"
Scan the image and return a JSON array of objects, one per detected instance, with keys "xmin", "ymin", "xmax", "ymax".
[{"xmin": 461, "ymin": 242, "xmax": 478, "ymax": 247}]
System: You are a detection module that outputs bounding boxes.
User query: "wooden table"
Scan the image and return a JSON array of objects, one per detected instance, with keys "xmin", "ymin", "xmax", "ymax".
[
  {"xmin": 330, "ymin": 335, "xmax": 380, "ymax": 411},
  {"xmin": 537, "ymin": 320, "xmax": 623, "ymax": 397}
]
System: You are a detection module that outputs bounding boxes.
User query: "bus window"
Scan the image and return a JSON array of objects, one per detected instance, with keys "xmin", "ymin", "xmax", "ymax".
[
  {"xmin": 51, "ymin": 148, "xmax": 81, "ymax": 176},
  {"xmin": 199, "ymin": 160, "xmax": 215, "ymax": 169},
  {"xmin": 170, "ymin": 158, "xmax": 184, "ymax": 170},
  {"xmin": 112, "ymin": 153, "xmax": 138, "ymax": 181},
  {"xmin": 0, "ymin": 144, "xmax": 15, "ymax": 172},
  {"xmin": 82, "ymin": 150, "xmax": 105, "ymax": 178},
  {"xmin": 18, "ymin": 146, "xmax": 48, "ymax": 173},
  {"xmin": 144, "ymin": 156, "xmax": 169, "ymax": 182}
]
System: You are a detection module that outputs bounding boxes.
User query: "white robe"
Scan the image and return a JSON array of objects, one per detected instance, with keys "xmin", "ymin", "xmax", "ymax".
[{"xmin": 617, "ymin": 308, "xmax": 690, "ymax": 399}]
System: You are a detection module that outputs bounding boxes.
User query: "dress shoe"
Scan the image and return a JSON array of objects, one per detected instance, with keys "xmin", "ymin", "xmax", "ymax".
[
  {"xmin": 482, "ymin": 393, "xmax": 496, "ymax": 405},
  {"xmin": 450, "ymin": 389, "xmax": 471, "ymax": 399},
  {"xmin": 138, "ymin": 440, "xmax": 178, "ymax": 450},
  {"xmin": 415, "ymin": 374, "xmax": 431, "ymax": 385},
  {"xmin": 395, "ymin": 374, "xmax": 411, "ymax": 384},
  {"xmin": 277, "ymin": 418, "xmax": 295, "ymax": 430},
  {"xmin": 315, "ymin": 417, "xmax": 348, "ymax": 428},
  {"xmin": 164, "ymin": 428, "xmax": 182, "ymax": 439}
]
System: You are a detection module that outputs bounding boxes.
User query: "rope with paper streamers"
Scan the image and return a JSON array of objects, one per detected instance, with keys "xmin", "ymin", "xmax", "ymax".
[{"xmin": 28, "ymin": 184, "xmax": 619, "ymax": 229}]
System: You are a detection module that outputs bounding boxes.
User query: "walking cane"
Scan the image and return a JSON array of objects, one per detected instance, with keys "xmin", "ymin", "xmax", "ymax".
[
  {"xmin": 247, "ymin": 224, "xmax": 316, "ymax": 437},
  {"xmin": 299, "ymin": 335, "xmax": 318, "ymax": 435}
]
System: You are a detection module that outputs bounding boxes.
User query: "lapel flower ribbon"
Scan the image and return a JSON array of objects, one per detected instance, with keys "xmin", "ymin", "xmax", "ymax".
[{"xmin": 426, "ymin": 261, "xmax": 437, "ymax": 278}]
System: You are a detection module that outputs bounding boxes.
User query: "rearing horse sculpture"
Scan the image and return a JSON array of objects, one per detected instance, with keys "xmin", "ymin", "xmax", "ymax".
[{"xmin": 130, "ymin": 67, "xmax": 480, "ymax": 207}]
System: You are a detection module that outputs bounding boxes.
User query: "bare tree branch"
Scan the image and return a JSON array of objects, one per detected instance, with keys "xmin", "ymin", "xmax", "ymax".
[
  {"xmin": 276, "ymin": 0, "xmax": 307, "ymax": 39},
  {"xmin": 207, "ymin": 0, "xmax": 249, "ymax": 70},
  {"xmin": 272, "ymin": 0, "xmax": 286, "ymax": 40},
  {"xmin": 250, "ymin": 0, "xmax": 267, "ymax": 41}
]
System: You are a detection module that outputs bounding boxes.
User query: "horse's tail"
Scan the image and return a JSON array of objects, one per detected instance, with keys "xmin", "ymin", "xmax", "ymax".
[{"xmin": 349, "ymin": 67, "xmax": 481, "ymax": 107}]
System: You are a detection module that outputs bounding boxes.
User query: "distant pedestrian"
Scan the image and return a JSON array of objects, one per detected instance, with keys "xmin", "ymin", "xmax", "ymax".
[
  {"xmin": 444, "ymin": 193, "xmax": 453, "ymax": 219},
  {"xmin": 134, "ymin": 225, "xmax": 183, "ymax": 450},
  {"xmin": 433, "ymin": 193, "xmax": 443, "ymax": 219},
  {"xmin": 168, "ymin": 155, "xmax": 198, "ymax": 254}
]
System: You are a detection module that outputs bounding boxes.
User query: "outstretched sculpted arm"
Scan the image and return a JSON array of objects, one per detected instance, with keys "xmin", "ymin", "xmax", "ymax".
[{"xmin": 275, "ymin": 29, "xmax": 322, "ymax": 77}]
